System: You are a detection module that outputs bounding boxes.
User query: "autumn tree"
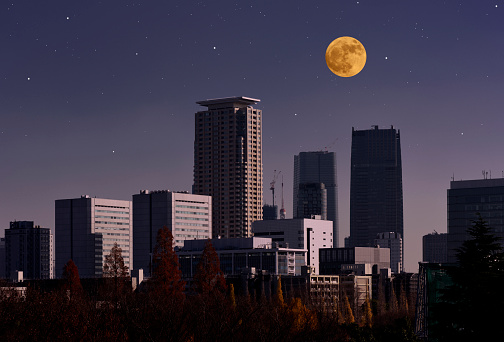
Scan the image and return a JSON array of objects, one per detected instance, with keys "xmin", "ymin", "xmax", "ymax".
[
  {"xmin": 152, "ymin": 226, "xmax": 186, "ymax": 298},
  {"xmin": 104, "ymin": 242, "xmax": 129, "ymax": 278},
  {"xmin": 275, "ymin": 275, "xmax": 285, "ymax": 307},
  {"xmin": 361, "ymin": 294, "xmax": 373, "ymax": 328},
  {"xmin": 103, "ymin": 242, "xmax": 129, "ymax": 297},
  {"xmin": 432, "ymin": 215, "xmax": 504, "ymax": 341},
  {"xmin": 192, "ymin": 239, "xmax": 227, "ymax": 295},
  {"xmin": 62, "ymin": 259, "xmax": 83, "ymax": 300},
  {"xmin": 341, "ymin": 295, "xmax": 355, "ymax": 324}
]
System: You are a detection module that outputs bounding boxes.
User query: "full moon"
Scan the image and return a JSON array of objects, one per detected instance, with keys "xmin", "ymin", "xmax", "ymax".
[{"xmin": 325, "ymin": 36, "xmax": 366, "ymax": 77}]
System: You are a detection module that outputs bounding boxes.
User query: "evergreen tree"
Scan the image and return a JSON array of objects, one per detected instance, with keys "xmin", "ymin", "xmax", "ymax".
[
  {"xmin": 432, "ymin": 215, "xmax": 504, "ymax": 341},
  {"xmin": 193, "ymin": 239, "xmax": 227, "ymax": 295},
  {"xmin": 152, "ymin": 226, "xmax": 186, "ymax": 298}
]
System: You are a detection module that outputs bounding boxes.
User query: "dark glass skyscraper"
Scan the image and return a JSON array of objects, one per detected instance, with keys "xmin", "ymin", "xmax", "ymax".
[
  {"xmin": 349, "ymin": 126, "xmax": 403, "ymax": 271},
  {"xmin": 293, "ymin": 151, "xmax": 338, "ymax": 246},
  {"xmin": 447, "ymin": 178, "xmax": 504, "ymax": 263}
]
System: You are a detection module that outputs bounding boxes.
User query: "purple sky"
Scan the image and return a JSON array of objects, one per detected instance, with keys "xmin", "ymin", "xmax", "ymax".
[{"xmin": 2, "ymin": 1, "xmax": 503, "ymax": 272}]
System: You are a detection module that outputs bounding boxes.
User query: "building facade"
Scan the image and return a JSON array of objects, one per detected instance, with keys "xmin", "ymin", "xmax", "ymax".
[
  {"xmin": 252, "ymin": 218, "xmax": 333, "ymax": 274},
  {"xmin": 293, "ymin": 151, "xmax": 338, "ymax": 246},
  {"xmin": 422, "ymin": 231, "xmax": 447, "ymax": 263},
  {"xmin": 193, "ymin": 97, "xmax": 263, "ymax": 239},
  {"xmin": 178, "ymin": 237, "xmax": 306, "ymax": 277},
  {"xmin": 319, "ymin": 246, "xmax": 391, "ymax": 276},
  {"xmin": 447, "ymin": 178, "xmax": 504, "ymax": 263},
  {"xmin": 262, "ymin": 204, "xmax": 278, "ymax": 220},
  {"xmin": 349, "ymin": 125, "xmax": 403, "ymax": 271},
  {"xmin": 133, "ymin": 190, "xmax": 212, "ymax": 277},
  {"xmin": 5, "ymin": 221, "xmax": 53, "ymax": 279},
  {"xmin": 55, "ymin": 196, "xmax": 132, "ymax": 278},
  {"xmin": 375, "ymin": 232, "xmax": 403, "ymax": 273},
  {"xmin": 296, "ymin": 183, "xmax": 327, "ymax": 220}
]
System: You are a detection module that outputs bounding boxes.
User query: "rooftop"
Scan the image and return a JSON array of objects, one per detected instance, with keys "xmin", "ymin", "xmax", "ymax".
[
  {"xmin": 450, "ymin": 178, "xmax": 504, "ymax": 189},
  {"xmin": 196, "ymin": 96, "xmax": 260, "ymax": 108}
]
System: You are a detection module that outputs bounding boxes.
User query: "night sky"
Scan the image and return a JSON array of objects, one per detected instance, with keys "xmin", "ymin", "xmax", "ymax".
[{"xmin": 2, "ymin": 1, "xmax": 503, "ymax": 272}]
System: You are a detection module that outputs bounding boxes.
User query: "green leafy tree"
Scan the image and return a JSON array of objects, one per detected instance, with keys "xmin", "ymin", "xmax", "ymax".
[
  {"xmin": 193, "ymin": 239, "xmax": 227, "ymax": 295},
  {"xmin": 152, "ymin": 226, "xmax": 186, "ymax": 298},
  {"xmin": 432, "ymin": 215, "xmax": 504, "ymax": 341}
]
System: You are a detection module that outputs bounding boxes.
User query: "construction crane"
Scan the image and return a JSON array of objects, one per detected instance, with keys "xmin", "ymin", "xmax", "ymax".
[
  {"xmin": 270, "ymin": 170, "xmax": 281, "ymax": 209},
  {"xmin": 320, "ymin": 138, "xmax": 338, "ymax": 152}
]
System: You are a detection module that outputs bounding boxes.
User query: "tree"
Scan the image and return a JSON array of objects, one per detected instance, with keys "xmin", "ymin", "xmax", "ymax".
[
  {"xmin": 192, "ymin": 239, "xmax": 227, "ymax": 295},
  {"xmin": 275, "ymin": 275, "xmax": 285, "ymax": 307},
  {"xmin": 62, "ymin": 259, "xmax": 83, "ymax": 299},
  {"xmin": 361, "ymin": 294, "xmax": 373, "ymax": 328},
  {"xmin": 432, "ymin": 214, "xmax": 504, "ymax": 341},
  {"xmin": 342, "ymin": 295, "xmax": 355, "ymax": 324},
  {"xmin": 103, "ymin": 242, "xmax": 129, "ymax": 278},
  {"xmin": 103, "ymin": 242, "xmax": 129, "ymax": 297},
  {"xmin": 151, "ymin": 226, "xmax": 186, "ymax": 298}
]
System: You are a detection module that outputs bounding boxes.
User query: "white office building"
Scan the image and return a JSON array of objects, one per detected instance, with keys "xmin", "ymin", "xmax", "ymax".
[
  {"xmin": 133, "ymin": 190, "xmax": 211, "ymax": 277},
  {"xmin": 252, "ymin": 218, "xmax": 333, "ymax": 274},
  {"xmin": 55, "ymin": 196, "xmax": 132, "ymax": 278}
]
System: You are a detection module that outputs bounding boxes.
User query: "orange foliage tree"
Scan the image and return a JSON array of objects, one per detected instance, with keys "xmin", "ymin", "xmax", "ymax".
[
  {"xmin": 152, "ymin": 226, "xmax": 186, "ymax": 298},
  {"xmin": 192, "ymin": 239, "xmax": 227, "ymax": 295},
  {"xmin": 62, "ymin": 259, "xmax": 83, "ymax": 299}
]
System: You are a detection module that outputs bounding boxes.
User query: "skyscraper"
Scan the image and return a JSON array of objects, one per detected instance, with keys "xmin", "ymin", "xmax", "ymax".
[
  {"xmin": 447, "ymin": 178, "xmax": 504, "ymax": 263},
  {"xmin": 293, "ymin": 151, "xmax": 338, "ymax": 245},
  {"xmin": 55, "ymin": 196, "xmax": 132, "ymax": 278},
  {"xmin": 5, "ymin": 221, "xmax": 54, "ymax": 279},
  {"xmin": 349, "ymin": 126, "xmax": 403, "ymax": 271},
  {"xmin": 133, "ymin": 190, "xmax": 212, "ymax": 277},
  {"xmin": 193, "ymin": 97, "xmax": 263, "ymax": 238}
]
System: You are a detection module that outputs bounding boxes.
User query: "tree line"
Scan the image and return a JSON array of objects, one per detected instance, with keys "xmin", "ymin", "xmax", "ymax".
[{"xmin": 0, "ymin": 226, "xmax": 418, "ymax": 341}]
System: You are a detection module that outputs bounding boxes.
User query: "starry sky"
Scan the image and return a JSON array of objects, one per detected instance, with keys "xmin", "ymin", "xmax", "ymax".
[{"xmin": 1, "ymin": 1, "xmax": 503, "ymax": 272}]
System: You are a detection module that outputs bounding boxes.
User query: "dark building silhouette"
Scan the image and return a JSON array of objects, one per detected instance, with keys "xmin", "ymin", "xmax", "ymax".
[
  {"xmin": 293, "ymin": 151, "xmax": 338, "ymax": 245},
  {"xmin": 349, "ymin": 126, "xmax": 403, "ymax": 271},
  {"xmin": 5, "ymin": 221, "xmax": 53, "ymax": 279},
  {"xmin": 447, "ymin": 178, "xmax": 504, "ymax": 263},
  {"xmin": 262, "ymin": 204, "xmax": 278, "ymax": 220},
  {"xmin": 296, "ymin": 183, "xmax": 327, "ymax": 220},
  {"xmin": 422, "ymin": 231, "xmax": 447, "ymax": 263}
]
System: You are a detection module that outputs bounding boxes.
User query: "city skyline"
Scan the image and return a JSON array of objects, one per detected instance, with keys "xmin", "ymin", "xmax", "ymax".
[{"xmin": 2, "ymin": 2, "xmax": 503, "ymax": 272}]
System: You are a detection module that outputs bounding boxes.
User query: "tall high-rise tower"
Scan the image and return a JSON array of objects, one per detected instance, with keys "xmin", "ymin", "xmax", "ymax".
[
  {"xmin": 193, "ymin": 97, "xmax": 263, "ymax": 238},
  {"xmin": 349, "ymin": 125, "xmax": 403, "ymax": 271},
  {"xmin": 293, "ymin": 151, "xmax": 338, "ymax": 246}
]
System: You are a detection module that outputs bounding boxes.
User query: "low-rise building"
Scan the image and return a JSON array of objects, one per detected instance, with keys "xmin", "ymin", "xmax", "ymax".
[
  {"xmin": 319, "ymin": 246, "xmax": 390, "ymax": 275},
  {"xmin": 177, "ymin": 237, "xmax": 306, "ymax": 277},
  {"xmin": 252, "ymin": 218, "xmax": 333, "ymax": 274}
]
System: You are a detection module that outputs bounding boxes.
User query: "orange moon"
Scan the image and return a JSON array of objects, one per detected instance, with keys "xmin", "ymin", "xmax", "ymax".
[{"xmin": 325, "ymin": 36, "xmax": 366, "ymax": 77}]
